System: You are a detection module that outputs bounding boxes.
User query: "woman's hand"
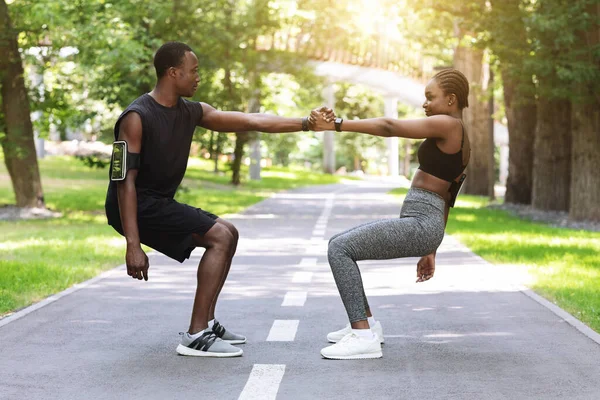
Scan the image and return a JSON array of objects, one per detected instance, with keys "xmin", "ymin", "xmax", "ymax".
[
  {"xmin": 308, "ymin": 106, "xmax": 335, "ymax": 131},
  {"xmin": 416, "ymin": 253, "xmax": 435, "ymax": 282}
]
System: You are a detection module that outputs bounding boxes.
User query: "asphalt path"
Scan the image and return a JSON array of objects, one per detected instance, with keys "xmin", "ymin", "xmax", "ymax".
[{"xmin": 1, "ymin": 179, "xmax": 599, "ymax": 400}]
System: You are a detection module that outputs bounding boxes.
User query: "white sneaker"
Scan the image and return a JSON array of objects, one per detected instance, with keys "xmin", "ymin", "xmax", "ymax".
[
  {"xmin": 320, "ymin": 332, "xmax": 383, "ymax": 360},
  {"xmin": 327, "ymin": 321, "xmax": 384, "ymax": 344}
]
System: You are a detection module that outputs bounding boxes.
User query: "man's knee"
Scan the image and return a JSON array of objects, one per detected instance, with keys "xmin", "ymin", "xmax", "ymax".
[
  {"xmin": 228, "ymin": 224, "xmax": 239, "ymax": 243},
  {"xmin": 216, "ymin": 218, "xmax": 239, "ymax": 243},
  {"xmin": 196, "ymin": 223, "xmax": 234, "ymax": 250}
]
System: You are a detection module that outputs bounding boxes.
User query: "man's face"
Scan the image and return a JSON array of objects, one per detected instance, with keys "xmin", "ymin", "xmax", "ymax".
[{"xmin": 172, "ymin": 51, "xmax": 200, "ymax": 97}]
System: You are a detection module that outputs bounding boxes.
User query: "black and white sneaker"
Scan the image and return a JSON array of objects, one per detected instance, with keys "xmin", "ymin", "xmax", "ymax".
[
  {"xmin": 212, "ymin": 320, "xmax": 247, "ymax": 345},
  {"xmin": 176, "ymin": 330, "xmax": 243, "ymax": 358}
]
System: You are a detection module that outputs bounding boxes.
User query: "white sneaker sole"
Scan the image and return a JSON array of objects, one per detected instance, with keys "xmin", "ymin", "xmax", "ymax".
[
  {"xmin": 328, "ymin": 336, "xmax": 384, "ymax": 344},
  {"xmin": 320, "ymin": 350, "xmax": 383, "ymax": 360},
  {"xmin": 176, "ymin": 344, "xmax": 243, "ymax": 358}
]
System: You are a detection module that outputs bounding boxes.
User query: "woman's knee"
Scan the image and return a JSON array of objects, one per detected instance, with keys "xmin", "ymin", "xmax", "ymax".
[{"xmin": 328, "ymin": 237, "xmax": 350, "ymax": 260}]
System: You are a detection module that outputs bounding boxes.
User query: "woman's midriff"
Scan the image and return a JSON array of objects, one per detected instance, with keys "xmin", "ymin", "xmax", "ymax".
[{"xmin": 410, "ymin": 169, "xmax": 451, "ymax": 202}]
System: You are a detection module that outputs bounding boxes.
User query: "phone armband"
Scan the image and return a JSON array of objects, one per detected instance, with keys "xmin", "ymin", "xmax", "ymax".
[{"xmin": 110, "ymin": 141, "xmax": 140, "ymax": 181}]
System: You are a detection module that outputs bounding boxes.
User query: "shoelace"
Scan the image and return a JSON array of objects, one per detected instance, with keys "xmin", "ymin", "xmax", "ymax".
[{"xmin": 338, "ymin": 333, "xmax": 359, "ymax": 345}]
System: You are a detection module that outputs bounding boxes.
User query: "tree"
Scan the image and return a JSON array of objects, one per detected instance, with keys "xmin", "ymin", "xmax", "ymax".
[
  {"xmin": 487, "ymin": 0, "xmax": 536, "ymax": 205},
  {"xmin": 528, "ymin": 0, "xmax": 574, "ymax": 212},
  {"xmin": 569, "ymin": 0, "xmax": 600, "ymax": 221},
  {"xmin": 454, "ymin": 42, "xmax": 494, "ymax": 197},
  {"xmin": 0, "ymin": 0, "xmax": 44, "ymax": 208}
]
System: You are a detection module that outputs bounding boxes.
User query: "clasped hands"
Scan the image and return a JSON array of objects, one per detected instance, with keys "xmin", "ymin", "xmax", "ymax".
[{"xmin": 307, "ymin": 106, "xmax": 336, "ymax": 131}]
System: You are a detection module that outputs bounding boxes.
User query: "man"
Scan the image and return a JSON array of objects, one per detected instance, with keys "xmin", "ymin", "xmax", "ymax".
[{"xmin": 105, "ymin": 41, "xmax": 333, "ymax": 358}]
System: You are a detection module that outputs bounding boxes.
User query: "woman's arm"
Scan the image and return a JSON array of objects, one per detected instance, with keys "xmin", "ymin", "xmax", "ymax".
[{"xmin": 310, "ymin": 111, "xmax": 459, "ymax": 140}]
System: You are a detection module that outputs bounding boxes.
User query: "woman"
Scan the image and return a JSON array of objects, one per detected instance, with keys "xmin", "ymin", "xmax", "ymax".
[{"xmin": 309, "ymin": 68, "xmax": 471, "ymax": 360}]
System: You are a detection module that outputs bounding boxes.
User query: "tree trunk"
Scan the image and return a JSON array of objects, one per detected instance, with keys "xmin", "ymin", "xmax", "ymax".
[
  {"xmin": 570, "ymin": 101, "xmax": 600, "ymax": 221},
  {"xmin": 502, "ymin": 70, "xmax": 536, "ymax": 204},
  {"xmin": 231, "ymin": 132, "xmax": 249, "ymax": 186},
  {"xmin": 569, "ymin": 3, "xmax": 600, "ymax": 222},
  {"xmin": 531, "ymin": 98, "xmax": 571, "ymax": 211},
  {"xmin": 231, "ymin": 85, "xmax": 260, "ymax": 186},
  {"xmin": 0, "ymin": 0, "xmax": 45, "ymax": 208},
  {"xmin": 453, "ymin": 45, "xmax": 493, "ymax": 196}
]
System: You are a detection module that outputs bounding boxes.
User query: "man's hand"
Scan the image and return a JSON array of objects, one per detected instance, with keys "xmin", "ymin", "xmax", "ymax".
[
  {"xmin": 416, "ymin": 253, "xmax": 435, "ymax": 283},
  {"xmin": 308, "ymin": 106, "xmax": 335, "ymax": 131},
  {"xmin": 126, "ymin": 245, "xmax": 149, "ymax": 281}
]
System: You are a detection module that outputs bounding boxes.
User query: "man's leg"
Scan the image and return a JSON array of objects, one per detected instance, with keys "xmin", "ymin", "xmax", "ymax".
[
  {"xmin": 208, "ymin": 218, "xmax": 239, "ymax": 320},
  {"xmin": 187, "ymin": 222, "xmax": 234, "ymax": 334}
]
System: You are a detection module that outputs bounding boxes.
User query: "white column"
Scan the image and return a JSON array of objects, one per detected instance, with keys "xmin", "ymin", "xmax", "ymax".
[
  {"xmin": 322, "ymin": 83, "xmax": 335, "ymax": 174},
  {"xmin": 384, "ymin": 96, "xmax": 399, "ymax": 176},
  {"xmin": 249, "ymin": 135, "xmax": 261, "ymax": 181},
  {"xmin": 499, "ymin": 144, "xmax": 509, "ymax": 185}
]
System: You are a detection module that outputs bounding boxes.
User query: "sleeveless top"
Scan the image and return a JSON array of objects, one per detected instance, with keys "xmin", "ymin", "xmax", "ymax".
[
  {"xmin": 417, "ymin": 121, "xmax": 467, "ymax": 182},
  {"xmin": 105, "ymin": 94, "xmax": 204, "ymax": 210}
]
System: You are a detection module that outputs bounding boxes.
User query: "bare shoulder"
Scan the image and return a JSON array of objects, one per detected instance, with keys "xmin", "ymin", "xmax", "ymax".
[
  {"xmin": 199, "ymin": 102, "xmax": 217, "ymax": 115},
  {"xmin": 120, "ymin": 111, "xmax": 142, "ymax": 131},
  {"xmin": 425, "ymin": 115, "xmax": 461, "ymax": 130},
  {"xmin": 117, "ymin": 112, "xmax": 143, "ymax": 152}
]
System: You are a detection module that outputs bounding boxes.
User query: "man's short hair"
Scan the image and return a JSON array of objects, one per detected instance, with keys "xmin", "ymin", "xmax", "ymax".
[{"xmin": 154, "ymin": 42, "xmax": 193, "ymax": 78}]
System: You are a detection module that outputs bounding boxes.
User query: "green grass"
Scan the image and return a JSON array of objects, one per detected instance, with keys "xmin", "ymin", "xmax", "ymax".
[
  {"xmin": 0, "ymin": 156, "xmax": 345, "ymax": 316},
  {"xmin": 390, "ymin": 188, "xmax": 600, "ymax": 332}
]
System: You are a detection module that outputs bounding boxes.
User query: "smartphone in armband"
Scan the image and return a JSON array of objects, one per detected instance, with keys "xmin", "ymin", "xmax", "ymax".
[
  {"xmin": 110, "ymin": 141, "xmax": 127, "ymax": 181},
  {"xmin": 448, "ymin": 173, "xmax": 467, "ymax": 207}
]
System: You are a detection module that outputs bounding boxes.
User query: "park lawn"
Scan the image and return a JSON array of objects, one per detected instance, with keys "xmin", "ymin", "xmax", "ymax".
[
  {"xmin": 0, "ymin": 156, "xmax": 345, "ymax": 317},
  {"xmin": 390, "ymin": 188, "xmax": 600, "ymax": 333}
]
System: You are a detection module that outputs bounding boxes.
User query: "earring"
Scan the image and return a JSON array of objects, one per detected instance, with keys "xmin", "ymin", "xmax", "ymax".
[{"xmin": 448, "ymin": 102, "xmax": 452, "ymax": 106}]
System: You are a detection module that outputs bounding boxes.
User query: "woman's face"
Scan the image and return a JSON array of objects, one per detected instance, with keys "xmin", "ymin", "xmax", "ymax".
[{"xmin": 422, "ymin": 79, "xmax": 454, "ymax": 116}]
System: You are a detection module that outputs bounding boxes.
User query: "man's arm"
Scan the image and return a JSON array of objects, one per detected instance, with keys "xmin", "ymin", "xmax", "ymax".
[
  {"xmin": 199, "ymin": 103, "xmax": 328, "ymax": 133},
  {"xmin": 116, "ymin": 112, "xmax": 149, "ymax": 281},
  {"xmin": 310, "ymin": 110, "xmax": 460, "ymax": 140}
]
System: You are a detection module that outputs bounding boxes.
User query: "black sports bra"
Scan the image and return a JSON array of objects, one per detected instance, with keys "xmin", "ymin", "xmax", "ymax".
[{"xmin": 417, "ymin": 122, "xmax": 468, "ymax": 182}]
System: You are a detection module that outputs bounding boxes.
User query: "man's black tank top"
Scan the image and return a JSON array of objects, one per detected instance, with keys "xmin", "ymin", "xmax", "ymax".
[{"xmin": 105, "ymin": 94, "xmax": 204, "ymax": 209}]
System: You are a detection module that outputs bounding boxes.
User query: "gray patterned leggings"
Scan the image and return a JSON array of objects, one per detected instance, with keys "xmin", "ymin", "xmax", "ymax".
[{"xmin": 328, "ymin": 188, "xmax": 446, "ymax": 323}]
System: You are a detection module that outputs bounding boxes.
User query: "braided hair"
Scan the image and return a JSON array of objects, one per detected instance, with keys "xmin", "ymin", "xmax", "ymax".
[{"xmin": 432, "ymin": 69, "xmax": 470, "ymax": 109}]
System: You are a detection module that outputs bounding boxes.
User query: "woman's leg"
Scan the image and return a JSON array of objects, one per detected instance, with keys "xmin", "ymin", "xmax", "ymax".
[
  {"xmin": 328, "ymin": 220, "xmax": 388, "ymax": 313},
  {"xmin": 328, "ymin": 216, "xmax": 443, "ymax": 325}
]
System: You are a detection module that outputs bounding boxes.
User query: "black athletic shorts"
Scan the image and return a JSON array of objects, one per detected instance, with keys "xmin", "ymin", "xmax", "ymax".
[{"xmin": 106, "ymin": 196, "xmax": 219, "ymax": 263}]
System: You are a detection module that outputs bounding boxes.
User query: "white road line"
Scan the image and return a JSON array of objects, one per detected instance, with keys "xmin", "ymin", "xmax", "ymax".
[
  {"xmin": 292, "ymin": 271, "xmax": 313, "ymax": 283},
  {"xmin": 266, "ymin": 320, "xmax": 299, "ymax": 341},
  {"xmin": 312, "ymin": 229, "xmax": 326, "ymax": 236},
  {"xmin": 281, "ymin": 291, "xmax": 308, "ymax": 307},
  {"xmin": 310, "ymin": 236, "xmax": 323, "ymax": 241},
  {"xmin": 299, "ymin": 257, "xmax": 318, "ymax": 267},
  {"xmin": 238, "ymin": 364, "xmax": 286, "ymax": 400}
]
